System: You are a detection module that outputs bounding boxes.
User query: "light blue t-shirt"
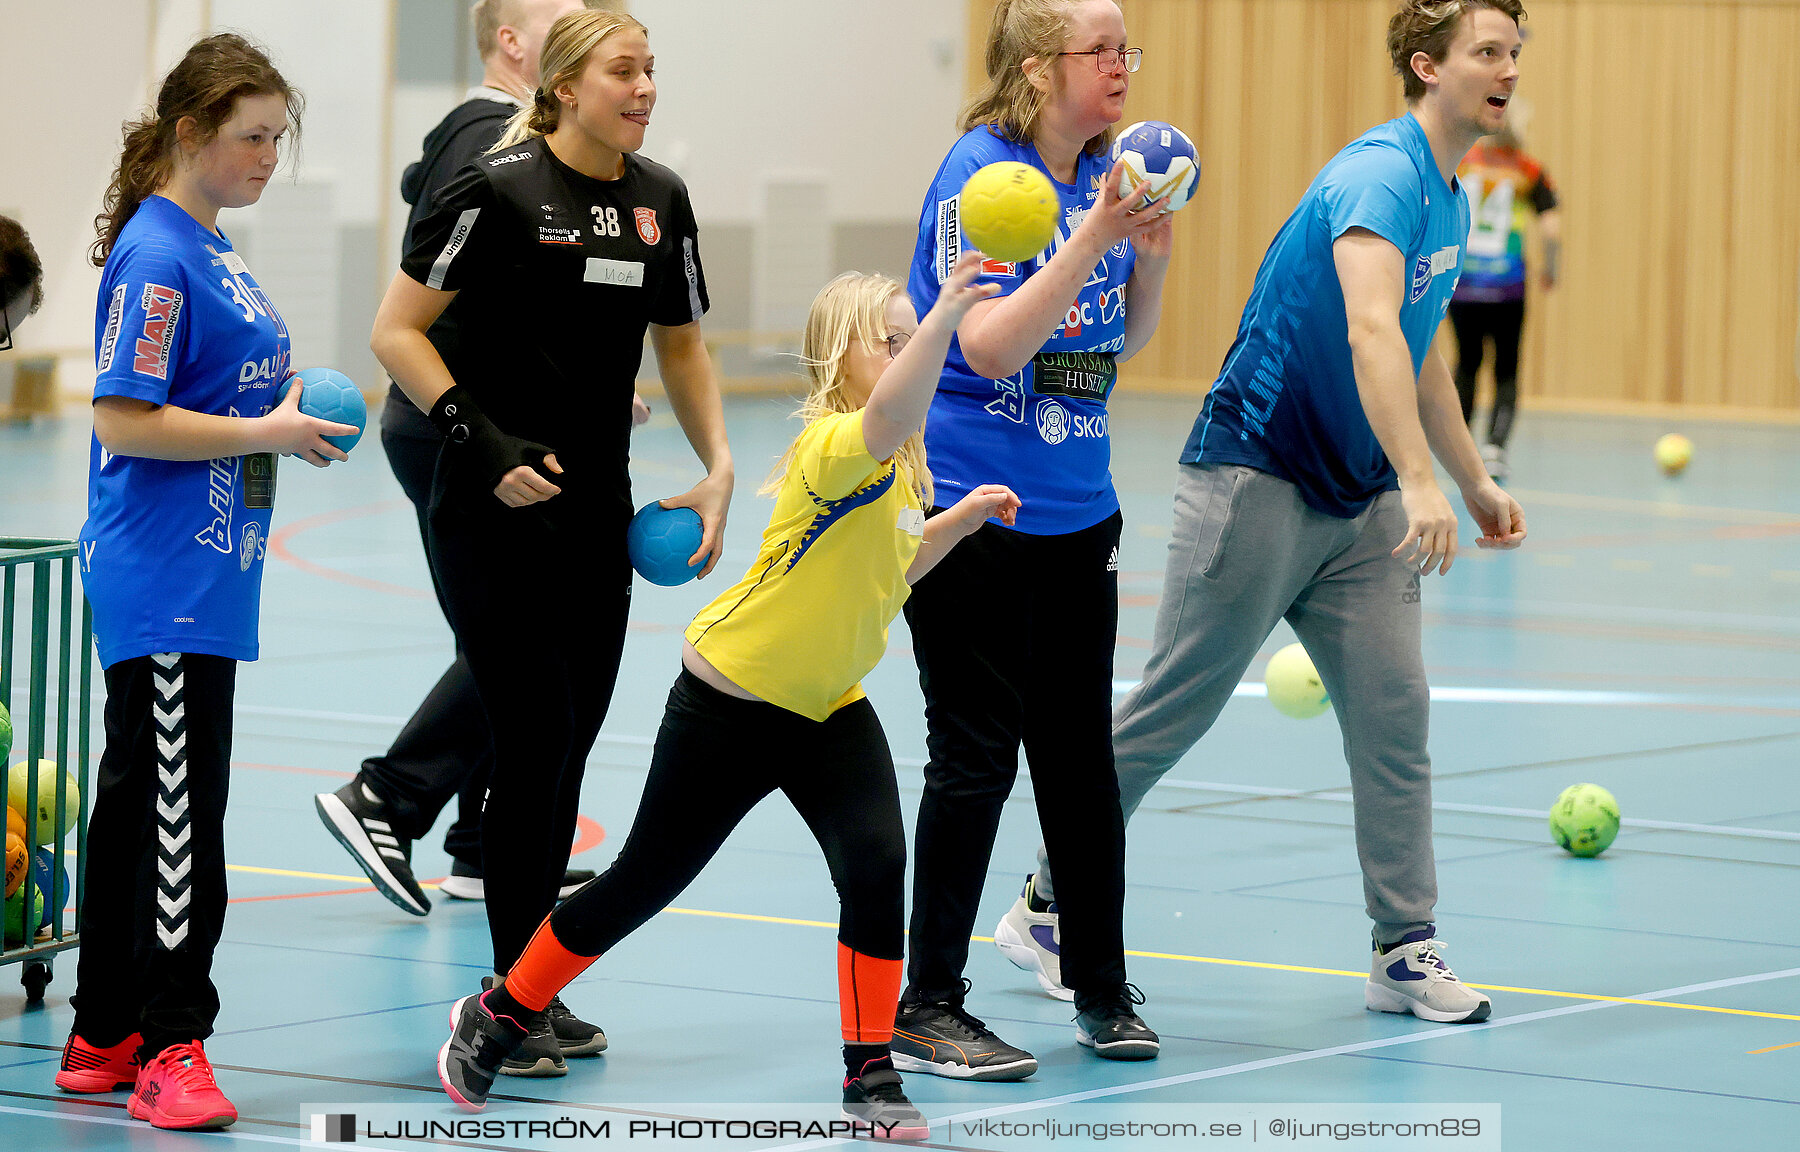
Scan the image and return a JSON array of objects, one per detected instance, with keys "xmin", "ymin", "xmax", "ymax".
[
  {"xmin": 80, "ymin": 196, "xmax": 290, "ymax": 667},
  {"xmin": 908, "ymin": 127, "xmax": 1136, "ymax": 535},
  {"xmin": 1184, "ymin": 113, "xmax": 1469, "ymax": 517}
]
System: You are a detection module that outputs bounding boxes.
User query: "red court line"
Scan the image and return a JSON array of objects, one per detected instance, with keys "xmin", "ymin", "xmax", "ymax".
[
  {"xmin": 229, "ymin": 886, "xmax": 373, "ymax": 905},
  {"xmin": 268, "ymin": 499, "xmax": 433, "ymax": 599},
  {"xmin": 572, "ymin": 814, "xmax": 606, "ymax": 854}
]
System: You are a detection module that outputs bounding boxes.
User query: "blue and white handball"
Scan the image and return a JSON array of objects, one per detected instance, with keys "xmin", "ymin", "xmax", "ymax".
[
  {"xmin": 1110, "ymin": 120, "xmax": 1200, "ymax": 214},
  {"xmin": 293, "ymin": 367, "xmax": 367, "ymax": 453}
]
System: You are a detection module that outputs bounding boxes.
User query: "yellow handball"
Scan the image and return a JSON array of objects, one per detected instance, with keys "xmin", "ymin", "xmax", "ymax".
[
  {"xmin": 1654, "ymin": 433, "xmax": 1692, "ymax": 476},
  {"xmin": 1265, "ymin": 642, "xmax": 1331, "ymax": 720},
  {"xmin": 959, "ymin": 162, "xmax": 1058, "ymax": 263}
]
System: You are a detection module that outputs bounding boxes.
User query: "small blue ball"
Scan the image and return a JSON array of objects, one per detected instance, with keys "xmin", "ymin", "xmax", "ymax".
[
  {"xmin": 28, "ymin": 847, "xmax": 69, "ymax": 931},
  {"xmin": 294, "ymin": 367, "xmax": 367, "ymax": 453},
  {"xmin": 627, "ymin": 502, "xmax": 705, "ymax": 586}
]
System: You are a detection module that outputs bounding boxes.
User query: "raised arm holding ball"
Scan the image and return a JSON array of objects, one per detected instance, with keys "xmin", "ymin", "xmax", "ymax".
[
  {"xmin": 892, "ymin": 0, "xmax": 1187, "ymax": 1082},
  {"xmin": 1000, "ymin": 0, "xmax": 1529, "ymax": 1029}
]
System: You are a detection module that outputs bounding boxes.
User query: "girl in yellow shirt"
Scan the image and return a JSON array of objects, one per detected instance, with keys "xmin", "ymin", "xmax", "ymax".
[{"xmin": 437, "ymin": 254, "xmax": 1016, "ymax": 1141}]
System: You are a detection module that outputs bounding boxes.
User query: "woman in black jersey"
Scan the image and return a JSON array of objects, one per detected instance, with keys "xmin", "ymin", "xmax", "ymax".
[{"xmin": 370, "ymin": 7, "xmax": 732, "ymax": 1076}]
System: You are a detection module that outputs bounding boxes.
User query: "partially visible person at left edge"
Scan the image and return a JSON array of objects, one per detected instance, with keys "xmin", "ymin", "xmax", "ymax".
[{"xmin": 0, "ymin": 215, "xmax": 45, "ymax": 347}]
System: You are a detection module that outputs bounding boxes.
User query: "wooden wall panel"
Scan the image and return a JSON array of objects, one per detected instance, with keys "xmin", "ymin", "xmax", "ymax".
[{"xmin": 963, "ymin": 0, "xmax": 1800, "ymax": 416}]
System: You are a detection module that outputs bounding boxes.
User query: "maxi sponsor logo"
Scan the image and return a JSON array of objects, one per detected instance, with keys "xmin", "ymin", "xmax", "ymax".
[{"xmin": 133, "ymin": 283, "xmax": 182, "ymax": 379}]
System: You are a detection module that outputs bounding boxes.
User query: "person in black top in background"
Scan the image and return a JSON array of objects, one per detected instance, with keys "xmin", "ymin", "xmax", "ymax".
[{"xmin": 315, "ymin": 0, "xmax": 647, "ymax": 924}]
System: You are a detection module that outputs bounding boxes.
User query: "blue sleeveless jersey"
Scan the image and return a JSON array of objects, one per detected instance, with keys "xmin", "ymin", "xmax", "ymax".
[
  {"xmin": 80, "ymin": 196, "xmax": 291, "ymax": 667},
  {"xmin": 908, "ymin": 128, "xmax": 1136, "ymax": 535},
  {"xmin": 1184, "ymin": 114, "xmax": 1469, "ymax": 517}
]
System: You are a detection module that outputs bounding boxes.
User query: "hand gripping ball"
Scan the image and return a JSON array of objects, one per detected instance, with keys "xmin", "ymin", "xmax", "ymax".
[
  {"xmin": 959, "ymin": 162, "xmax": 1059, "ymax": 263},
  {"xmin": 627, "ymin": 502, "xmax": 705, "ymax": 587},
  {"xmin": 294, "ymin": 367, "xmax": 367, "ymax": 453},
  {"xmin": 1110, "ymin": 120, "xmax": 1201, "ymax": 214}
]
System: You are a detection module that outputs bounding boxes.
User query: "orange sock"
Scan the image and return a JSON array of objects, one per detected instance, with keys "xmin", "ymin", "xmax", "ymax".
[
  {"xmin": 504, "ymin": 918, "xmax": 598, "ymax": 1013},
  {"xmin": 837, "ymin": 942, "xmax": 901, "ymax": 1045}
]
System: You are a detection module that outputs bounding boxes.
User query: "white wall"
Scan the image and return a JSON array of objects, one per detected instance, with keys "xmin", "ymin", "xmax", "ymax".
[
  {"xmin": 0, "ymin": 0, "xmax": 966, "ymax": 387},
  {"xmin": 0, "ymin": 0, "xmax": 157, "ymax": 361},
  {"xmin": 629, "ymin": 0, "xmax": 966, "ymax": 225}
]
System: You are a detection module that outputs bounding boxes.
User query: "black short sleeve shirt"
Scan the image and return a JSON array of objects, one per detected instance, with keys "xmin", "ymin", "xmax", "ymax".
[{"xmin": 402, "ymin": 138, "xmax": 708, "ymax": 505}]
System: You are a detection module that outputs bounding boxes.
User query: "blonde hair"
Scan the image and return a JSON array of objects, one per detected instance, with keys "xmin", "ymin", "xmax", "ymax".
[
  {"xmin": 762, "ymin": 273, "xmax": 932, "ymax": 508},
  {"xmin": 470, "ymin": 0, "xmax": 517, "ymax": 61},
  {"xmin": 491, "ymin": 8, "xmax": 646, "ymax": 151},
  {"xmin": 961, "ymin": 0, "xmax": 1112, "ymax": 156}
]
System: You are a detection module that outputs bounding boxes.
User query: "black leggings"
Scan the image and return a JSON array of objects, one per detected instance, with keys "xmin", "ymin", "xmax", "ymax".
[
  {"xmin": 547, "ymin": 669, "xmax": 905, "ymax": 963},
  {"xmin": 428, "ymin": 483, "xmax": 631, "ymax": 972},
  {"xmin": 73, "ymin": 653, "xmax": 236, "ymax": 1060},
  {"xmin": 902, "ymin": 511, "xmax": 1127, "ymax": 1003},
  {"xmin": 1450, "ymin": 298, "xmax": 1526, "ymax": 448}
]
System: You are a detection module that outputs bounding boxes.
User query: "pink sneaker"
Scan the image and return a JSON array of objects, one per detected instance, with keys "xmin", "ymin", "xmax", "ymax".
[
  {"xmin": 55, "ymin": 1031, "xmax": 143, "ymax": 1092},
  {"xmin": 126, "ymin": 1041, "xmax": 238, "ymax": 1130}
]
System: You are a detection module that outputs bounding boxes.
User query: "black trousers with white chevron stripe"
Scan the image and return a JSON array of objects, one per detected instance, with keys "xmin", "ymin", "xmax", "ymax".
[{"xmin": 72, "ymin": 652, "xmax": 236, "ymax": 1061}]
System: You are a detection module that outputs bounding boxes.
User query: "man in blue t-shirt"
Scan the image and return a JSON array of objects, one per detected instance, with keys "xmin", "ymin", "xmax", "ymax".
[{"xmin": 1002, "ymin": 0, "xmax": 1529, "ymax": 1025}]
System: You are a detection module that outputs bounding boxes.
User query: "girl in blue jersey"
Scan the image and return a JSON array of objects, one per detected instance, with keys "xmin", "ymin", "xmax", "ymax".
[
  {"xmin": 435, "ymin": 258, "xmax": 1014, "ymax": 1141},
  {"xmin": 59, "ymin": 35, "xmax": 352, "ymax": 1131},
  {"xmin": 894, "ymin": 0, "xmax": 1174, "ymax": 1079}
]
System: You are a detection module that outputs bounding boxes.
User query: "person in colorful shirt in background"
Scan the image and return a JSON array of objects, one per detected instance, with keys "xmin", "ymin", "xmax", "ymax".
[{"xmin": 1449, "ymin": 101, "xmax": 1560, "ymax": 481}]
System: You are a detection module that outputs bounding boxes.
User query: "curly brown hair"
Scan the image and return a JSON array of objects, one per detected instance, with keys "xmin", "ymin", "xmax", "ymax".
[
  {"xmin": 92, "ymin": 33, "xmax": 302, "ymax": 266},
  {"xmin": 1387, "ymin": 0, "xmax": 1527, "ymax": 102}
]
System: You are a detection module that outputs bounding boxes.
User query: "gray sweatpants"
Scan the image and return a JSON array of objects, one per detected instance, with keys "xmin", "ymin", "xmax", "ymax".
[{"xmin": 1035, "ymin": 463, "xmax": 1437, "ymax": 940}]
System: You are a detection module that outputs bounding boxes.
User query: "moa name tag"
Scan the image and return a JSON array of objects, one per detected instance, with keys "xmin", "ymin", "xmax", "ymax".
[{"xmin": 584, "ymin": 258, "xmax": 646, "ymax": 288}]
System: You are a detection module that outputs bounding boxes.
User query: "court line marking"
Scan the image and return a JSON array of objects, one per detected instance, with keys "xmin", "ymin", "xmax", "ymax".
[
  {"xmin": 1750, "ymin": 1040, "xmax": 1800, "ymax": 1054},
  {"xmin": 1150, "ymin": 779, "xmax": 1800, "ymax": 843},
  {"xmin": 0, "ymin": 1101, "xmax": 323, "ymax": 1148},
  {"xmin": 767, "ymin": 965, "xmax": 1800, "ymax": 1150},
  {"xmin": 145, "ymin": 859, "xmax": 1800, "ymax": 1024}
]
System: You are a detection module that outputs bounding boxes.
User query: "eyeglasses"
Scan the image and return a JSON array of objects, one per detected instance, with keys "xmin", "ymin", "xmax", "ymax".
[
  {"xmin": 1057, "ymin": 47, "xmax": 1142, "ymax": 74},
  {"xmin": 883, "ymin": 332, "xmax": 911, "ymax": 359}
]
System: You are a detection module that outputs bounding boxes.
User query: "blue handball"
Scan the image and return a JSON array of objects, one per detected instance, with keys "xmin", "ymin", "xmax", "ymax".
[
  {"xmin": 29, "ymin": 847, "xmax": 70, "ymax": 931},
  {"xmin": 293, "ymin": 367, "xmax": 367, "ymax": 453},
  {"xmin": 627, "ymin": 502, "xmax": 705, "ymax": 586}
]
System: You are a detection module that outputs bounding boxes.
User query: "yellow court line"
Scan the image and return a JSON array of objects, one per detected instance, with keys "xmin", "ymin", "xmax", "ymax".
[
  {"xmin": 1748, "ymin": 1041, "xmax": 1800, "ymax": 1055},
  {"xmin": 220, "ymin": 869, "xmax": 1800, "ymax": 1023}
]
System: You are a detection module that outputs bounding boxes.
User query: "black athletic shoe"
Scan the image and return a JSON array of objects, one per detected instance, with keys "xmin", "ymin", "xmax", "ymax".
[
  {"xmin": 842, "ymin": 1067, "xmax": 930, "ymax": 1142},
  {"xmin": 437, "ymin": 991, "xmax": 527, "ymax": 1111},
  {"xmin": 480, "ymin": 977, "xmax": 606, "ymax": 1056},
  {"xmin": 1074, "ymin": 983, "xmax": 1160, "ymax": 1060},
  {"xmin": 498, "ymin": 1016, "xmax": 567, "ymax": 1077},
  {"xmin": 891, "ymin": 988, "xmax": 1037, "ymax": 1081},
  {"xmin": 440, "ymin": 863, "xmax": 598, "ymax": 901},
  {"xmin": 315, "ymin": 780, "xmax": 430, "ymax": 916}
]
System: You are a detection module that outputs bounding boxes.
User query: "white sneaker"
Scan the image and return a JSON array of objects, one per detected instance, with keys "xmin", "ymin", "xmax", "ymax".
[
  {"xmin": 439, "ymin": 865, "xmax": 597, "ymax": 901},
  {"xmin": 1480, "ymin": 443, "xmax": 1508, "ymax": 482},
  {"xmin": 992, "ymin": 876, "xmax": 1073, "ymax": 1002},
  {"xmin": 1365, "ymin": 934, "xmax": 1492, "ymax": 1023}
]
